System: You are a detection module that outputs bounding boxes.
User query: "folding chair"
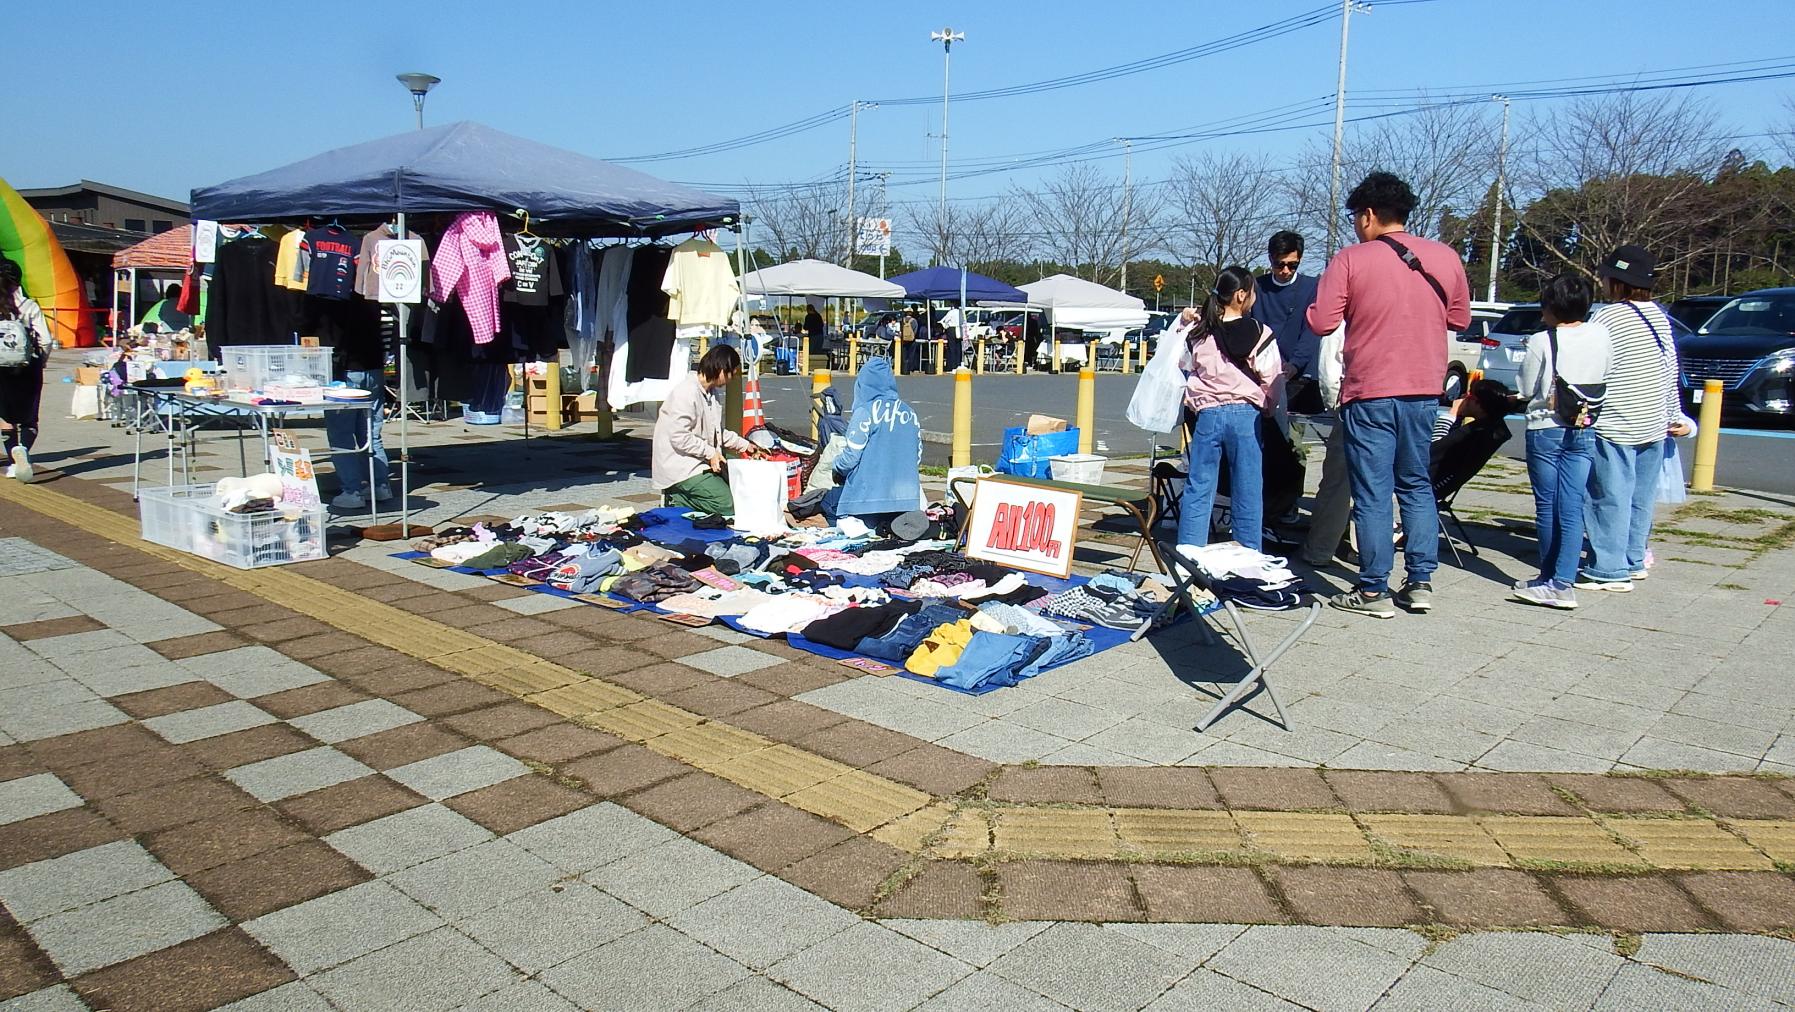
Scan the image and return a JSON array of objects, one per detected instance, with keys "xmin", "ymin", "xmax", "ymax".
[
  {"xmin": 1427, "ymin": 421, "xmax": 1510, "ymax": 564},
  {"xmin": 1134, "ymin": 537, "xmax": 1320, "ymax": 731}
]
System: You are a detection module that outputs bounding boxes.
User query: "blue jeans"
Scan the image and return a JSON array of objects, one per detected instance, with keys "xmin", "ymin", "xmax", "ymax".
[
  {"xmin": 1525, "ymin": 426, "xmax": 1595, "ymax": 587},
  {"xmin": 1343, "ymin": 395, "xmax": 1438, "ymax": 591},
  {"xmin": 1176, "ymin": 403, "xmax": 1263, "ymax": 551},
  {"xmin": 325, "ymin": 368, "xmax": 389, "ymax": 496},
  {"xmin": 1581, "ymin": 436, "xmax": 1663, "ymax": 582}
]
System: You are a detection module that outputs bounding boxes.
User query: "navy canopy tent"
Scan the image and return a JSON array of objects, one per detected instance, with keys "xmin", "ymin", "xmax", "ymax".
[
  {"xmin": 190, "ymin": 121, "xmax": 738, "ymax": 236},
  {"xmin": 888, "ymin": 266, "xmax": 1026, "ymax": 303}
]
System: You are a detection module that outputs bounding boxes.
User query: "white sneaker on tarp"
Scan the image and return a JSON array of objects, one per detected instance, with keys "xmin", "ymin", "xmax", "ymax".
[{"xmin": 331, "ymin": 490, "xmax": 368, "ymax": 510}]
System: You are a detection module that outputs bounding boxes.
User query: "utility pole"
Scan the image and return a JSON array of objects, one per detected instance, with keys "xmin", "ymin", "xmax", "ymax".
[
  {"xmin": 1326, "ymin": 1, "xmax": 1368, "ymax": 257},
  {"xmin": 931, "ymin": 28, "xmax": 965, "ymax": 264},
  {"xmin": 845, "ymin": 101, "xmax": 859, "ymax": 266},
  {"xmin": 1487, "ymin": 94, "xmax": 1510, "ymax": 303},
  {"xmin": 1119, "ymin": 139, "xmax": 1133, "ymax": 292}
]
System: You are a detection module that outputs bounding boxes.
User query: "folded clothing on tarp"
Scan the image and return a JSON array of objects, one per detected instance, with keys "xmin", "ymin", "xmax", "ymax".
[
  {"xmin": 798, "ymin": 600, "xmax": 924, "ymax": 651},
  {"xmin": 611, "ymin": 565, "xmax": 702, "ymax": 603}
]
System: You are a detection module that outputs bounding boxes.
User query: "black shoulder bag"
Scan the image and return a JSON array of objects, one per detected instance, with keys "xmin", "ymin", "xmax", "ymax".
[
  {"xmin": 1545, "ymin": 326, "xmax": 1605, "ymax": 428},
  {"xmin": 1375, "ymin": 234, "xmax": 1449, "ymax": 307}
]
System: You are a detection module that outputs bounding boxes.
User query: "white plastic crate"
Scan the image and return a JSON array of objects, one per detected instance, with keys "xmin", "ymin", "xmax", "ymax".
[
  {"xmin": 138, "ymin": 485, "xmax": 328, "ymax": 569},
  {"xmin": 1049, "ymin": 453, "xmax": 1107, "ymax": 485},
  {"xmin": 221, "ymin": 345, "xmax": 332, "ymax": 392}
]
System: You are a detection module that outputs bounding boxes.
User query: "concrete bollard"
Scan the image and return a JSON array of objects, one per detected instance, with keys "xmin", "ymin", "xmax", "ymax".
[
  {"xmin": 810, "ymin": 369, "xmax": 831, "ymax": 442},
  {"xmin": 543, "ymin": 359, "xmax": 563, "ymax": 431},
  {"xmin": 1077, "ymin": 368, "xmax": 1095, "ymax": 454},
  {"xmin": 1692, "ymin": 379, "xmax": 1724, "ymax": 492},
  {"xmin": 952, "ymin": 368, "xmax": 973, "ymax": 469}
]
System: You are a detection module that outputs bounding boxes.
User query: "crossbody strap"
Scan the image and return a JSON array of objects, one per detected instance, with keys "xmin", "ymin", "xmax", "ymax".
[
  {"xmin": 1375, "ymin": 234, "xmax": 1449, "ymax": 308},
  {"xmin": 1621, "ymin": 301, "xmax": 1669, "ymax": 355}
]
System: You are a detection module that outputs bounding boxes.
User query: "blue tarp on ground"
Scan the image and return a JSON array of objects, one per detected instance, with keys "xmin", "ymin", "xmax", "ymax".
[
  {"xmin": 887, "ymin": 266, "xmax": 1027, "ymax": 303},
  {"xmin": 191, "ymin": 122, "xmax": 739, "ymax": 237}
]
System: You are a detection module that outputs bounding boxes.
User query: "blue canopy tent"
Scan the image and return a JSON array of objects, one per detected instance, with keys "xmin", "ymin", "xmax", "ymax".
[
  {"xmin": 887, "ymin": 267, "xmax": 1026, "ymax": 372},
  {"xmin": 190, "ymin": 121, "xmax": 742, "ymax": 532},
  {"xmin": 191, "ymin": 121, "xmax": 739, "ymax": 236}
]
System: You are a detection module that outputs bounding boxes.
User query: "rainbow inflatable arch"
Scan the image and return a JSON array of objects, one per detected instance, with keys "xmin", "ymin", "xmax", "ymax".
[{"xmin": 0, "ymin": 176, "xmax": 96, "ymax": 348}]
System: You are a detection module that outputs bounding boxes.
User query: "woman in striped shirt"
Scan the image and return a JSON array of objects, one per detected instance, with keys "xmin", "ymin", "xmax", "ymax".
[{"xmin": 1578, "ymin": 245, "xmax": 1689, "ymax": 591}]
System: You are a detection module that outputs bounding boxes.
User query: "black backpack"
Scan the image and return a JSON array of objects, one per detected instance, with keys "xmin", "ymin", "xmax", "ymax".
[{"xmin": 1546, "ymin": 327, "xmax": 1605, "ymax": 429}]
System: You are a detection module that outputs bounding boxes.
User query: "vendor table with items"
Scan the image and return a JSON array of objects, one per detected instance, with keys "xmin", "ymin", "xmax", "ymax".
[{"xmin": 125, "ymin": 385, "xmax": 380, "ymax": 523}]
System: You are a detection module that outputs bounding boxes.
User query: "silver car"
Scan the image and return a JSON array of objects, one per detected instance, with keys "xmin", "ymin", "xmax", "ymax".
[{"xmin": 1476, "ymin": 303, "xmax": 1693, "ymax": 392}]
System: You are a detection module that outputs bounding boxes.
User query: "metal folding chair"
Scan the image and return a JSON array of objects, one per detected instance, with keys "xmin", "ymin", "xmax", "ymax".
[{"xmin": 1134, "ymin": 538, "xmax": 1320, "ymax": 730}]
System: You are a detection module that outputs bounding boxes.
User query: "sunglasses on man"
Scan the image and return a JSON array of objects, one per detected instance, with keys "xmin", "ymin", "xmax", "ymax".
[{"xmin": 1272, "ymin": 258, "xmax": 1301, "ymax": 272}]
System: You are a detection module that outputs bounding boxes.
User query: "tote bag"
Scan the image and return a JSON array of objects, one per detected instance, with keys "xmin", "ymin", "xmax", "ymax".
[
  {"xmin": 1125, "ymin": 327, "xmax": 1186, "ymax": 434},
  {"xmin": 727, "ymin": 459, "xmax": 790, "ymax": 535}
]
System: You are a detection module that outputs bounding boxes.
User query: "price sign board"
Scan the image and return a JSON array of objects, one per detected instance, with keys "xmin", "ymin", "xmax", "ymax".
[
  {"xmin": 269, "ymin": 430, "xmax": 321, "ymax": 508},
  {"xmin": 963, "ymin": 477, "xmax": 1082, "ymax": 579}
]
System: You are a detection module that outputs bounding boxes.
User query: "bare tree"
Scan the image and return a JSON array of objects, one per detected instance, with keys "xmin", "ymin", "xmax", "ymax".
[
  {"xmin": 1280, "ymin": 99, "xmax": 1499, "ymax": 249},
  {"xmin": 1164, "ymin": 151, "xmax": 1285, "ymax": 273},
  {"xmin": 743, "ymin": 178, "xmax": 850, "ymax": 263},
  {"xmin": 1010, "ymin": 162, "xmax": 1155, "ymax": 286},
  {"xmin": 1508, "ymin": 92, "xmax": 1730, "ymax": 280}
]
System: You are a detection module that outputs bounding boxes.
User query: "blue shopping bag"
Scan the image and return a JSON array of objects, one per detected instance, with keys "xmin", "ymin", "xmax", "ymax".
[{"xmin": 994, "ymin": 426, "xmax": 1081, "ymax": 478}]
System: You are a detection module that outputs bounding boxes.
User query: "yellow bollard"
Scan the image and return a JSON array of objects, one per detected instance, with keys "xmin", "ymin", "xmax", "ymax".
[
  {"xmin": 724, "ymin": 370, "xmax": 744, "ymax": 434},
  {"xmin": 976, "ymin": 338, "xmax": 986, "ymax": 375},
  {"xmin": 952, "ymin": 367, "xmax": 973, "ymax": 469},
  {"xmin": 933, "ymin": 339, "xmax": 945, "ymax": 375},
  {"xmin": 1691, "ymin": 379, "xmax": 1724, "ymax": 492},
  {"xmin": 543, "ymin": 359, "xmax": 564, "ymax": 431},
  {"xmin": 893, "ymin": 337, "xmax": 904, "ymax": 377},
  {"xmin": 1122, "ymin": 340, "xmax": 1133, "ymax": 375},
  {"xmin": 810, "ymin": 369, "xmax": 831, "ymax": 442},
  {"xmin": 799, "ymin": 334, "xmax": 810, "ymax": 377},
  {"xmin": 849, "ymin": 338, "xmax": 860, "ymax": 374},
  {"xmin": 1076, "ymin": 367, "xmax": 1095, "ymax": 454},
  {"xmin": 1016, "ymin": 335, "xmax": 1024, "ymax": 374},
  {"xmin": 1051, "ymin": 334, "xmax": 1060, "ymax": 374}
]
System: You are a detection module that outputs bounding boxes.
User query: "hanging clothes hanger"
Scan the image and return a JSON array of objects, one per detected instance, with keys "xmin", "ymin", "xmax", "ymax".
[{"xmin": 514, "ymin": 210, "xmax": 536, "ymax": 238}]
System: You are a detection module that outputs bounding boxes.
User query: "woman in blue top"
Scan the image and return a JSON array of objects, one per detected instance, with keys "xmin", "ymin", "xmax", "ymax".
[{"xmin": 822, "ymin": 357, "xmax": 922, "ymax": 527}]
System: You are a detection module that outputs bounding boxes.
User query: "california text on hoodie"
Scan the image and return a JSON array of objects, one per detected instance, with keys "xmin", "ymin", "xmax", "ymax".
[{"xmin": 832, "ymin": 358, "xmax": 924, "ymax": 517}]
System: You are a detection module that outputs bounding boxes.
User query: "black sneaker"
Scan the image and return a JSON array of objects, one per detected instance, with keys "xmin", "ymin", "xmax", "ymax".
[
  {"xmin": 1395, "ymin": 581, "xmax": 1434, "ymax": 613},
  {"xmin": 1329, "ymin": 588, "xmax": 1396, "ymax": 619}
]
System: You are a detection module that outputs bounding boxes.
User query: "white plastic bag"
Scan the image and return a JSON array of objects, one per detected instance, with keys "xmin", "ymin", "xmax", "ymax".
[
  {"xmin": 1657, "ymin": 437, "xmax": 1687, "ymax": 504},
  {"xmin": 1125, "ymin": 327, "xmax": 1186, "ymax": 434},
  {"xmin": 727, "ymin": 458, "xmax": 789, "ymax": 535}
]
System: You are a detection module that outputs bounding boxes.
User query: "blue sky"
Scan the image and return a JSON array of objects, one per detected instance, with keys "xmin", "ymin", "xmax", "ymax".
[{"xmin": 8, "ymin": 0, "xmax": 1793, "ymax": 208}]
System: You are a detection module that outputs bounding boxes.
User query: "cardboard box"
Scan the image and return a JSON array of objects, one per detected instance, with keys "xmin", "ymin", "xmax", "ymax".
[
  {"xmin": 76, "ymin": 367, "xmax": 103, "ymax": 387},
  {"xmin": 1025, "ymin": 414, "xmax": 1068, "ymax": 435}
]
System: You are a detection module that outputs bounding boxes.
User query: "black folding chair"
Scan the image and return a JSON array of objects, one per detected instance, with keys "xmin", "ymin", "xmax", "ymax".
[
  {"xmin": 1428, "ymin": 421, "xmax": 1510, "ymax": 564},
  {"xmin": 1135, "ymin": 538, "xmax": 1320, "ymax": 730}
]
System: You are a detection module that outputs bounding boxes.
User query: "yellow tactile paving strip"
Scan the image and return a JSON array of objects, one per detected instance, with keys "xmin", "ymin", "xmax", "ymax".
[{"xmin": 5, "ymin": 478, "xmax": 1794, "ymax": 876}]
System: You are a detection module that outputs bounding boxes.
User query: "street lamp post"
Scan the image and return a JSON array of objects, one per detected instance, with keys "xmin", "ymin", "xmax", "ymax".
[
  {"xmin": 1325, "ymin": 2, "xmax": 1369, "ymax": 257},
  {"xmin": 390, "ymin": 70, "xmax": 438, "ymax": 535},
  {"xmin": 396, "ymin": 72, "xmax": 441, "ymax": 130},
  {"xmin": 930, "ymin": 28, "xmax": 964, "ymax": 265}
]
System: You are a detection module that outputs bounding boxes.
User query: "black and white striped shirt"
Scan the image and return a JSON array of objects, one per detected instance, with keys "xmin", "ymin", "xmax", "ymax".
[{"xmin": 1590, "ymin": 300, "xmax": 1678, "ymax": 447}]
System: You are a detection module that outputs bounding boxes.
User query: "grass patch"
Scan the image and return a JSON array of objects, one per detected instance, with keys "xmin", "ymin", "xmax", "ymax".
[{"xmin": 1613, "ymin": 933, "xmax": 1642, "ymax": 958}]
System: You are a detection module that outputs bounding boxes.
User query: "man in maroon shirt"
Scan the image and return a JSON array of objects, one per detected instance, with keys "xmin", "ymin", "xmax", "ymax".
[{"xmin": 1306, "ymin": 172, "xmax": 1471, "ymax": 618}]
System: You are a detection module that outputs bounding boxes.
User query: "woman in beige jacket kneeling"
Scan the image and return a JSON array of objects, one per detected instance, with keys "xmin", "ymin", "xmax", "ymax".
[{"xmin": 651, "ymin": 345, "xmax": 761, "ymax": 515}]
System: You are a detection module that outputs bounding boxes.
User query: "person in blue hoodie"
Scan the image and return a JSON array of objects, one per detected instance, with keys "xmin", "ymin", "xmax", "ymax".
[{"xmin": 822, "ymin": 357, "xmax": 922, "ymax": 526}]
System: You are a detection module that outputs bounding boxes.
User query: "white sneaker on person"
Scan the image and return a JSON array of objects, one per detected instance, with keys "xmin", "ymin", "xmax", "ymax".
[
  {"xmin": 1513, "ymin": 583, "xmax": 1578, "ymax": 610},
  {"xmin": 331, "ymin": 490, "xmax": 368, "ymax": 510},
  {"xmin": 10, "ymin": 447, "xmax": 33, "ymax": 484},
  {"xmin": 1574, "ymin": 576, "xmax": 1632, "ymax": 593},
  {"xmin": 3, "ymin": 465, "xmax": 11, "ymax": 479}
]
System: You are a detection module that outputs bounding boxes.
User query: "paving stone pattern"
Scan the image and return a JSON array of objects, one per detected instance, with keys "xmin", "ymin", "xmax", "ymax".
[{"xmin": 1, "ymin": 377, "xmax": 1794, "ymax": 1008}]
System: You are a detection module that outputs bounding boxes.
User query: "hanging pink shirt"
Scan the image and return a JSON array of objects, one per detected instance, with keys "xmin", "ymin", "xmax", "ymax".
[{"xmin": 429, "ymin": 212, "xmax": 512, "ymax": 342}]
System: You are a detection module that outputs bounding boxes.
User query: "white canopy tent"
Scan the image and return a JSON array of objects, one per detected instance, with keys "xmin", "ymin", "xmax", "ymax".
[
  {"xmin": 739, "ymin": 258, "xmax": 906, "ymax": 299},
  {"xmin": 1018, "ymin": 274, "xmax": 1149, "ymax": 332}
]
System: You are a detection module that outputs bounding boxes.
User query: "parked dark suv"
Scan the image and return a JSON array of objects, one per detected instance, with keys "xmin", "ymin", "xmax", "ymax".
[
  {"xmin": 1678, "ymin": 287, "xmax": 1795, "ymax": 419},
  {"xmin": 1667, "ymin": 295, "xmax": 1733, "ymax": 333}
]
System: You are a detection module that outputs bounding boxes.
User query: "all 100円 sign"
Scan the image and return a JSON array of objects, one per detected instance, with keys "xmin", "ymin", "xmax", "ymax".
[{"xmin": 962, "ymin": 477, "xmax": 1082, "ymax": 579}]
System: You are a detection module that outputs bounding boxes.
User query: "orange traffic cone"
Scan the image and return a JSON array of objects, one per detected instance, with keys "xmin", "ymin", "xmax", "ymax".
[{"xmin": 740, "ymin": 376, "xmax": 766, "ymax": 435}]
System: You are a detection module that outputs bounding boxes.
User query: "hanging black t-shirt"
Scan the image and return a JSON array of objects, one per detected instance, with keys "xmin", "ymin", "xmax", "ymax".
[
  {"xmin": 624, "ymin": 245, "xmax": 675, "ymax": 382},
  {"xmin": 207, "ymin": 235, "xmax": 300, "ymax": 357},
  {"xmin": 502, "ymin": 235, "xmax": 563, "ymax": 306},
  {"xmin": 304, "ymin": 225, "xmax": 360, "ymax": 301}
]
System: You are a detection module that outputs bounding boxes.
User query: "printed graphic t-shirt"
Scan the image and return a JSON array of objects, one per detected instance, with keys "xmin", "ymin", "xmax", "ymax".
[
  {"xmin": 303, "ymin": 225, "xmax": 359, "ymax": 301},
  {"xmin": 502, "ymin": 234, "xmax": 563, "ymax": 306}
]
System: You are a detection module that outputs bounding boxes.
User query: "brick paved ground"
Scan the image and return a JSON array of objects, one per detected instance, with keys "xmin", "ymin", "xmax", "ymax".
[{"xmin": 0, "ymin": 367, "xmax": 1791, "ymax": 1009}]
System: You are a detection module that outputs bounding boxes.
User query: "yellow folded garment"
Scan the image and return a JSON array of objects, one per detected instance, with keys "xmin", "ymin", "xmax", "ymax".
[{"xmin": 904, "ymin": 619, "xmax": 974, "ymax": 677}]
